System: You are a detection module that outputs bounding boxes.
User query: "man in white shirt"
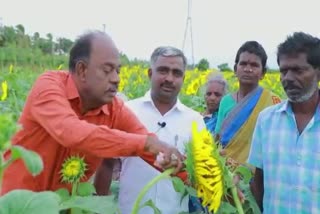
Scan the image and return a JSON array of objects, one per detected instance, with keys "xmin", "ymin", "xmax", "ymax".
[{"xmin": 119, "ymin": 46, "xmax": 206, "ymax": 214}]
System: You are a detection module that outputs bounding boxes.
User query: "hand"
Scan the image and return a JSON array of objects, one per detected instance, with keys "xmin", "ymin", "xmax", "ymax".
[
  {"xmin": 144, "ymin": 135, "xmax": 185, "ymax": 175},
  {"xmin": 219, "ymin": 149, "xmax": 245, "ymax": 203},
  {"xmin": 233, "ymin": 174, "xmax": 245, "ymax": 203}
]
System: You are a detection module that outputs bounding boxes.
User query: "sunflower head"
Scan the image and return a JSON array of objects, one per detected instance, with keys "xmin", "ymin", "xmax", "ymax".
[
  {"xmin": 60, "ymin": 156, "xmax": 87, "ymax": 184},
  {"xmin": 1, "ymin": 80, "xmax": 8, "ymax": 101},
  {"xmin": 185, "ymin": 122, "xmax": 226, "ymax": 213}
]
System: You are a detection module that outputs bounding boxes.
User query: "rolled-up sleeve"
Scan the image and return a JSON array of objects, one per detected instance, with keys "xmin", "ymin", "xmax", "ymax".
[{"xmin": 30, "ymin": 85, "xmax": 147, "ymax": 158}]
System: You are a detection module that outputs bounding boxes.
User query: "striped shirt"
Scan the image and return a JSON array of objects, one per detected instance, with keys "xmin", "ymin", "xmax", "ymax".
[{"xmin": 248, "ymin": 100, "xmax": 320, "ymax": 214}]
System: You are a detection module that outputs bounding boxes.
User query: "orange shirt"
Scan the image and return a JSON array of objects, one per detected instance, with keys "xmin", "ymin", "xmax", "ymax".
[{"xmin": 2, "ymin": 71, "xmax": 155, "ymax": 194}]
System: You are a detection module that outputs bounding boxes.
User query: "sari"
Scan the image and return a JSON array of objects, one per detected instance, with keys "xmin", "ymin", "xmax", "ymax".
[
  {"xmin": 219, "ymin": 86, "xmax": 281, "ymax": 164},
  {"xmin": 203, "ymin": 111, "xmax": 218, "ymax": 135}
]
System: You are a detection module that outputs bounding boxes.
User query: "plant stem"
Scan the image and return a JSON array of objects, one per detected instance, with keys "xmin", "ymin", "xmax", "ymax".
[
  {"xmin": 230, "ymin": 185, "xmax": 244, "ymax": 214},
  {"xmin": 70, "ymin": 182, "xmax": 78, "ymax": 214},
  {"xmin": 131, "ymin": 168, "xmax": 174, "ymax": 214},
  {"xmin": 71, "ymin": 182, "xmax": 78, "ymax": 197}
]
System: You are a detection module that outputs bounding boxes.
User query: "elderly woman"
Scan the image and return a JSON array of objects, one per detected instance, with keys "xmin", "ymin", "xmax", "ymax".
[
  {"xmin": 202, "ymin": 74, "xmax": 228, "ymax": 134},
  {"xmin": 189, "ymin": 74, "xmax": 227, "ymax": 213},
  {"xmin": 215, "ymin": 41, "xmax": 281, "ymax": 164}
]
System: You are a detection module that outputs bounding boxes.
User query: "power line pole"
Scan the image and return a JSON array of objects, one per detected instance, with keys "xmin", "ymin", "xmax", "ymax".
[
  {"xmin": 102, "ymin": 24, "xmax": 106, "ymax": 33},
  {"xmin": 182, "ymin": 0, "xmax": 195, "ymax": 67}
]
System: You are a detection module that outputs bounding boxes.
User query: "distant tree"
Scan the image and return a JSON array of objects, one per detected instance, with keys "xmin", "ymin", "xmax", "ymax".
[
  {"xmin": 56, "ymin": 37, "xmax": 73, "ymax": 54},
  {"xmin": 120, "ymin": 52, "xmax": 130, "ymax": 65},
  {"xmin": 2, "ymin": 26, "xmax": 17, "ymax": 45},
  {"xmin": 15, "ymin": 24, "xmax": 30, "ymax": 48},
  {"xmin": 196, "ymin": 58, "xmax": 210, "ymax": 71},
  {"xmin": 218, "ymin": 63, "xmax": 232, "ymax": 72},
  {"xmin": 32, "ymin": 32, "xmax": 40, "ymax": 47},
  {"xmin": 15, "ymin": 24, "xmax": 25, "ymax": 35}
]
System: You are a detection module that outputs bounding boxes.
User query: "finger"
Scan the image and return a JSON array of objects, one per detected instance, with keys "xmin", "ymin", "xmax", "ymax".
[
  {"xmin": 172, "ymin": 159, "xmax": 184, "ymax": 175},
  {"xmin": 237, "ymin": 188, "xmax": 245, "ymax": 203},
  {"xmin": 162, "ymin": 160, "xmax": 178, "ymax": 169},
  {"xmin": 162, "ymin": 150, "xmax": 171, "ymax": 165},
  {"xmin": 173, "ymin": 150, "xmax": 184, "ymax": 161},
  {"xmin": 233, "ymin": 174, "xmax": 241, "ymax": 185},
  {"xmin": 219, "ymin": 149, "xmax": 226, "ymax": 157}
]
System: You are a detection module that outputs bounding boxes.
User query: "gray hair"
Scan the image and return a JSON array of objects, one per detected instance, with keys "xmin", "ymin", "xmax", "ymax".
[
  {"xmin": 150, "ymin": 46, "xmax": 187, "ymax": 68},
  {"xmin": 206, "ymin": 73, "xmax": 228, "ymax": 95}
]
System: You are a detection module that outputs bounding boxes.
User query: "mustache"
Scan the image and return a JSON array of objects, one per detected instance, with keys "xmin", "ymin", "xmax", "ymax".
[
  {"xmin": 160, "ymin": 82, "xmax": 175, "ymax": 88},
  {"xmin": 108, "ymin": 84, "xmax": 118, "ymax": 91},
  {"xmin": 282, "ymin": 81, "xmax": 300, "ymax": 90}
]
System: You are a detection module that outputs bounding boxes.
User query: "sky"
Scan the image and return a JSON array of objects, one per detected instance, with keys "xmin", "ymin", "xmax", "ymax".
[{"xmin": 1, "ymin": 0, "xmax": 320, "ymax": 69}]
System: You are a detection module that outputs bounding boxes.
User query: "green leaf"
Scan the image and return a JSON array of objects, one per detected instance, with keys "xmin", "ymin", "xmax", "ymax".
[
  {"xmin": 60, "ymin": 195, "xmax": 116, "ymax": 214},
  {"xmin": 0, "ymin": 114, "xmax": 19, "ymax": 150},
  {"xmin": 11, "ymin": 145, "xmax": 43, "ymax": 176},
  {"xmin": 0, "ymin": 190, "xmax": 61, "ymax": 214},
  {"xmin": 171, "ymin": 177, "xmax": 186, "ymax": 194},
  {"xmin": 239, "ymin": 182, "xmax": 262, "ymax": 214},
  {"xmin": 55, "ymin": 188, "xmax": 70, "ymax": 201},
  {"xmin": 180, "ymin": 189, "xmax": 189, "ymax": 206},
  {"xmin": 234, "ymin": 165, "xmax": 253, "ymax": 184},
  {"xmin": 216, "ymin": 201, "xmax": 237, "ymax": 214},
  {"xmin": 110, "ymin": 180, "xmax": 119, "ymax": 197},
  {"xmin": 141, "ymin": 199, "xmax": 161, "ymax": 214},
  {"xmin": 186, "ymin": 186, "xmax": 197, "ymax": 197},
  {"xmin": 77, "ymin": 182, "xmax": 96, "ymax": 196}
]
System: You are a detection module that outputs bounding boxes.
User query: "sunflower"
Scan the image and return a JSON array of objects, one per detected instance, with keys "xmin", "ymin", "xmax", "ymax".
[
  {"xmin": 60, "ymin": 156, "xmax": 87, "ymax": 184},
  {"xmin": 1, "ymin": 81, "xmax": 8, "ymax": 101},
  {"xmin": 185, "ymin": 122, "xmax": 225, "ymax": 213}
]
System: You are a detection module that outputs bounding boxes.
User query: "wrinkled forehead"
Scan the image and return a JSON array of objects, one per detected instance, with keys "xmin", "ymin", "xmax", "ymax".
[{"xmin": 278, "ymin": 53, "xmax": 309, "ymax": 67}]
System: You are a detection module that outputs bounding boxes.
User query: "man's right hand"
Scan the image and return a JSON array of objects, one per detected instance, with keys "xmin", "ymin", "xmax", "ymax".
[{"xmin": 144, "ymin": 135, "xmax": 184, "ymax": 175}]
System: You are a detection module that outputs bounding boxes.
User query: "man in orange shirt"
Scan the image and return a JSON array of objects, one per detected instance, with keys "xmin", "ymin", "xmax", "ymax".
[{"xmin": 1, "ymin": 31, "xmax": 184, "ymax": 195}]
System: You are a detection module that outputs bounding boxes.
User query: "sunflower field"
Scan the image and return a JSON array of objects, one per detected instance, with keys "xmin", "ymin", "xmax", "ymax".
[
  {"xmin": 0, "ymin": 64, "xmax": 286, "ymax": 214},
  {"xmin": 0, "ymin": 64, "xmax": 286, "ymax": 119}
]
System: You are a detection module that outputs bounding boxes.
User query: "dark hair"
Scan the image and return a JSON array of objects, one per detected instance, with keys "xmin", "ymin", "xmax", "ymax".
[
  {"xmin": 234, "ymin": 41, "xmax": 268, "ymax": 73},
  {"xmin": 277, "ymin": 32, "xmax": 320, "ymax": 69},
  {"xmin": 68, "ymin": 31, "xmax": 105, "ymax": 72}
]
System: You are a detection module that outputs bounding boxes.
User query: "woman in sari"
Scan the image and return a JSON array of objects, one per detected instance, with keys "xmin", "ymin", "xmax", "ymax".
[
  {"xmin": 189, "ymin": 74, "xmax": 228, "ymax": 213},
  {"xmin": 202, "ymin": 74, "xmax": 228, "ymax": 134},
  {"xmin": 215, "ymin": 41, "xmax": 281, "ymax": 164}
]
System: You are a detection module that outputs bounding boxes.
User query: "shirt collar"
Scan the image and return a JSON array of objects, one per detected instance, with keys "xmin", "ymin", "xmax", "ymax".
[
  {"xmin": 276, "ymin": 100, "xmax": 290, "ymax": 113},
  {"xmin": 66, "ymin": 73, "xmax": 110, "ymax": 115},
  {"xmin": 142, "ymin": 90, "xmax": 187, "ymax": 112},
  {"xmin": 276, "ymin": 98, "xmax": 320, "ymax": 121}
]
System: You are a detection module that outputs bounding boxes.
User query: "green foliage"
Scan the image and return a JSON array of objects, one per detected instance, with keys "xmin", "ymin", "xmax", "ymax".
[
  {"xmin": 10, "ymin": 146, "xmax": 43, "ymax": 176},
  {"xmin": 0, "ymin": 190, "xmax": 61, "ymax": 214},
  {"xmin": 0, "ymin": 114, "xmax": 18, "ymax": 150},
  {"xmin": 234, "ymin": 166, "xmax": 253, "ymax": 184},
  {"xmin": 60, "ymin": 195, "xmax": 117, "ymax": 214},
  {"xmin": 141, "ymin": 199, "xmax": 161, "ymax": 214},
  {"xmin": 77, "ymin": 182, "xmax": 96, "ymax": 196},
  {"xmin": 196, "ymin": 58, "xmax": 210, "ymax": 71},
  {"xmin": 218, "ymin": 63, "xmax": 233, "ymax": 72}
]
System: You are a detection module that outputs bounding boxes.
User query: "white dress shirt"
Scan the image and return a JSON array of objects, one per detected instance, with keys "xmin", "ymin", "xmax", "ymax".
[{"xmin": 119, "ymin": 91, "xmax": 206, "ymax": 214}]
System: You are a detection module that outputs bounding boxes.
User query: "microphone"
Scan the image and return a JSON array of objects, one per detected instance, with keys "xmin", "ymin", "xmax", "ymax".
[
  {"xmin": 157, "ymin": 122, "xmax": 166, "ymax": 128},
  {"xmin": 155, "ymin": 121, "xmax": 166, "ymax": 133}
]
